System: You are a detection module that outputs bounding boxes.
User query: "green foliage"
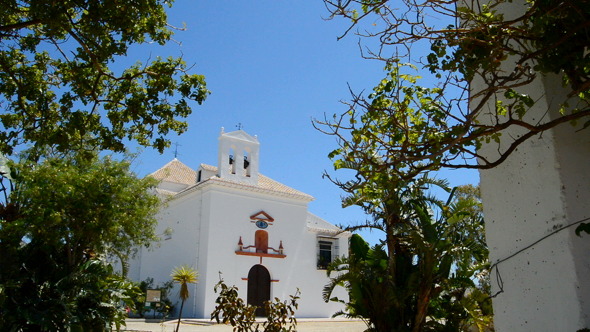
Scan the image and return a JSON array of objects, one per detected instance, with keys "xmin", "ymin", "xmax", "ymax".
[
  {"xmin": 4, "ymin": 152, "xmax": 160, "ymax": 266},
  {"xmin": 0, "ymin": 253, "xmax": 141, "ymax": 332},
  {"xmin": 0, "ymin": 152, "xmax": 160, "ymax": 331},
  {"xmin": 321, "ymin": 0, "xmax": 590, "ymax": 177},
  {"xmin": 211, "ymin": 277, "xmax": 299, "ymax": 332},
  {"xmin": 324, "ymin": 185, "xmax": 491, "ymax": 332},
  {"xmin": 318, "ymin": 107, "xmax": 492, "ymax": 329},
  {"xmin": 212, "ymin": 279, "xmax": 258, "ymax": 331},
  {"xmin": 69, "ymin": 258, "xmax": 142, "ymax": 332},
  {"xmin": 171, "ymin": 265, "xmax": 199, "ymax": 332},
  {"xmin": 323, "ymin": 235, "xmax": 392, "ymax": 330},
  {"xmin": 171, "ymin": 265, "xmax": 199, "ymax": 301},
  {"xmin": 0, "ymin": 0, "xmax": 209, "ymax": 157},
  {"xmin": 317, "ymin": 58, "xmax": 492, "ymax": 330}
]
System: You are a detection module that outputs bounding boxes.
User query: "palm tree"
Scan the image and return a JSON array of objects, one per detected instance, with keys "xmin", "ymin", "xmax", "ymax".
[
  {"xmin": 170, "ymin": 265, "xmax": 199, "ymax": 332},
  {"xmin": 323, "ymin": 182, "xmax": 492, "ymax": 332}
]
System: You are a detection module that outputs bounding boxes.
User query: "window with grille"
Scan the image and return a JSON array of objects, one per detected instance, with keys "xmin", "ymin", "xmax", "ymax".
[{"xmin": 317, "ymin": 238, "xmax": 338, "ymax": 270}]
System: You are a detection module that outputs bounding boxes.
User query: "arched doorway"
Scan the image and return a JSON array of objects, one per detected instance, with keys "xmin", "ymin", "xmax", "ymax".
[{"xmin": 247, "ymin": 264, "xmax": 271, "ymax": 316}]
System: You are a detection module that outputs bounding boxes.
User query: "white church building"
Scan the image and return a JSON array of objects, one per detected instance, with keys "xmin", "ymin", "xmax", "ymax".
[{"xmin": 128, "ymin": 128, "xmax": 350, "ymax": 318}]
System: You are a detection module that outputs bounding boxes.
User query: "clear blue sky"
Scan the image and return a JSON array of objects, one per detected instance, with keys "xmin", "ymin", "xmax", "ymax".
[{"xmin": 128, "ymin": 1, "xmax": 479, "ymax": 245}]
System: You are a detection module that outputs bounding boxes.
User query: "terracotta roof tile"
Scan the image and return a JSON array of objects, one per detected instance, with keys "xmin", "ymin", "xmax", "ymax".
[
  {"xmin": 149, "ymin": 159, "xmax": 196, "ymax": 186},
  {"xmin": 151, "ymin": 160, "xmax": 313, "ymax": 201},
  {"xmin": 200, "ymin": 164, "xmax": 217, "ymax": 172}
]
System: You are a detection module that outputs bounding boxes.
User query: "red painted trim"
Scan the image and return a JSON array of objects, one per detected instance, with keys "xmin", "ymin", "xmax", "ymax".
[
  {"xmin": 235, "ymin": 251, "xmax": 286, "ymax": 259},
  {"xmin": 250, "ymin": 211, "xmax": 275, "ymax": 222}
]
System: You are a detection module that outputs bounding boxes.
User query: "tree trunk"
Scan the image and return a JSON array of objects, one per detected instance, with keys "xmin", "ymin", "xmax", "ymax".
[
  {"xmin": 412, "ymin": 252, "xmax": 435, "ymax": 332},
  {"xmin": 385, "ymin": 214, "xmax": 398, "ymax": 282},
  {"xmin": 175, "ymin": 299, "xmax": 185, "ymax": 332},
  {"xmin": 412, "ymin": 284, "xmax": 431, "ymax": 332}
]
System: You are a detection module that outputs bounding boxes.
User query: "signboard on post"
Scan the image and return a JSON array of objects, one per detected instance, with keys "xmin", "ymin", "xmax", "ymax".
[
  {"xmin": 146, "ymin": 289, "xmax": 161, "ymax": 303},
  {"xmin": 144, "ymin": 289, "xmax": 162, "ymax": 311}
]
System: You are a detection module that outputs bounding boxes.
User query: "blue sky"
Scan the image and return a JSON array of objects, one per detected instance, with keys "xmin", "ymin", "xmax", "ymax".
[{"xmin": 129, "ymin": 1, "xmax": 479, "ymax": 245}]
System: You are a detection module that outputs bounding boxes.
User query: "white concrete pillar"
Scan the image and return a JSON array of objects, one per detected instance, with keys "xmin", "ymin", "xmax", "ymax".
[{"xmin": 477, "ymin": 63, "xmax": 590, "ymax": 332}]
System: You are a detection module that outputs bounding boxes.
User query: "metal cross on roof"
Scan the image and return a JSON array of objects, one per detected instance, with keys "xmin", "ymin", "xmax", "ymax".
[{"xmin": 173, "ymin": 142, "xmax": 181, "ymax": 158}]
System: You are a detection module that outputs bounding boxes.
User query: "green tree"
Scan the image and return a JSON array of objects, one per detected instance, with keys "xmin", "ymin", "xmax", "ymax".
[
  {"xmin": 171, "ymin": 265, "xmax": 199, "ymax": 332},
  {"xmin": 320, "ymin": 0, "xmax": 590, "ymax": 180},
  {"xmin": 211, "ymin": 277, "xmax": 299, "ymax": 332},
  {"xmin": 0, "ymin": 0, "xmax": 208, "ymax": 158},
  {"xmin": 323, "ymin": 234, "xmax": 391, "ymax": 330},
  {"xmin": 68, "ymin": 257, "xmax": 142, "ymax": 332},
  {"xmin": 0, "ymin": 152, "xmax": 160, "ymax": 331},
  {"xmin": 317, "ymin": 101, "xmax": 491, "ymax": 329},
  {"xmin": 323, "ymin": 181, "xmax": 491, "ymax": 331}
]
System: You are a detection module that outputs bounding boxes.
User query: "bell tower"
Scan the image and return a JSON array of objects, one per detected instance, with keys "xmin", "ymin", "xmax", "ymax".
[{"xmin": 217, "ymin": 127, "xmax": 260, "ymax": 185}]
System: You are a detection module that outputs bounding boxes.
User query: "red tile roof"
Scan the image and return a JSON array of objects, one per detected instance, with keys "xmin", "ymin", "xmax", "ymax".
[
  {"xmin": 149, "ymin": 159, "xmax": 196, "ymax": 186},
  {"xmin": 150, "ymin": 160, "xmax": 313, "ymax": 201}
]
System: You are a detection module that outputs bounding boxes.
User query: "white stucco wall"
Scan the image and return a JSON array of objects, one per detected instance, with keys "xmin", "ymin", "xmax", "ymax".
[
  {"xmin": 129, "ymin": 191, "xmax": 204, "ymax": 318},
  {"xmin": 475, "ymin": 49, "xmax": 590, "ymax": 332},
  {"xmin": 197, "ymin": 184, "xmax": 348, "ymax": 318},
  {"xmin": 129, "ymin": 181, "xmax": 349, "ymax": 319}
]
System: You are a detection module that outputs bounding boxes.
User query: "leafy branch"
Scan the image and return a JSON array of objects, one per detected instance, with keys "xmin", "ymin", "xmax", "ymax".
[
  {"xmin": 0, "ymin": 0, "xmax": 209, "ymax": 157},
  {"xmin": 320, "ymin": 0, "xmax": 590, "ymax": 177}
]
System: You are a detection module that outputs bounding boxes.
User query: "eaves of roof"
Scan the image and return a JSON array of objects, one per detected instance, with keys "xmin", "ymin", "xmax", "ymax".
[{"xmin": 171, "ymin": 176, "xmax": 314, "ymax": 202}]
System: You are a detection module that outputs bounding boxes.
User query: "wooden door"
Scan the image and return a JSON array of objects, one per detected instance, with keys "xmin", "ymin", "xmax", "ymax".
[
  {"xmin": 247, "ymin": 264, "xmax": 271, "ymax": 316},
  {"xmin": 255, "ymin": 230, "xmax": 268, "ymax": 253}
]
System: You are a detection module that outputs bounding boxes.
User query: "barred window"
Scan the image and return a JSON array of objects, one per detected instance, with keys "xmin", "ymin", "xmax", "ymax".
[{"xmin": 317, "ymin": 238, "xmax": 338, "ymax": 270}]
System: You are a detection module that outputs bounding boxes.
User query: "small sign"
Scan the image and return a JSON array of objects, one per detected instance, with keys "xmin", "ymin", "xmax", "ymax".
[{"xmin": 146, "ymin": 289, "xmax": 161, "ymax": 303}]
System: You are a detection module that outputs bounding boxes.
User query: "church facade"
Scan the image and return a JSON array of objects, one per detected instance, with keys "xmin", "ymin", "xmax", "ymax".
[{"xmin": 128, "ymin": 129, "xmax": 350, "ymax": 318}]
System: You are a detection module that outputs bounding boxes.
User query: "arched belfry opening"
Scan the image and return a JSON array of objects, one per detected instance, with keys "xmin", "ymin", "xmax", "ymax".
[
  {"xmin": 243, "ymin": 150, "xmax": 251, "ymax": 177},
  {"xmin": 217, "ymin": 128, "xmax": 259, "ymax": 185},
  {"xmin": 247, "ymin": 264, "xmax": 271, "ymax": 317},
  {"xmin": 229, "ymin": 147, "xmax": 236, "ymax": 174}
]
